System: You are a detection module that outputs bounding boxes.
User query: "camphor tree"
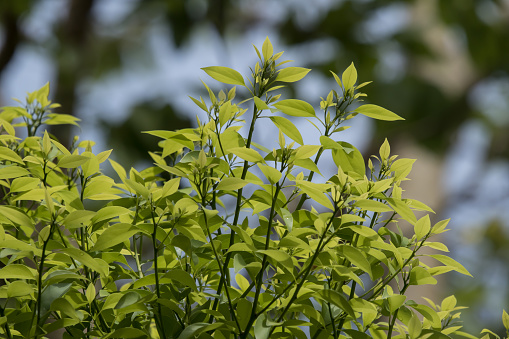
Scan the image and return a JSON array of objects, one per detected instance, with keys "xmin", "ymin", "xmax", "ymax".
[{"xmin": 0, "ymin": 37, "xmax": 503, "ymax": 338}]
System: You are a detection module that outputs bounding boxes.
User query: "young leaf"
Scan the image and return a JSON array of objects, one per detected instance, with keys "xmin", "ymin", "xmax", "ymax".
[
  {"xmin": 201, "ymin": 66, "xmax": 245, "ymax": 86},
  {"xmin": 0, "ymin": 264, "xmax": 35, "ymax": 280},
  {"xmin": 273, "ymin": 99, "xmax": 315, "ymax": 117},
  {"xmin": 258, "ymin": 164, "xmax": 282, "ymax": 184},
  {"xmin": 276, "ymin": 67, "xmax": 311, "ymax": 83},
  {"xmin": 262, "ymin": 36, "xmax": 273, "ymax": 61},
  {"xmin": 414, "ymin": 215, "xmax": 431, "ymax": 240},
  {"xmin": 229, "ymin": 147, "xmax": 265, "ymax": 163},
  {"xmin": 352, "ymin": 199, "xmax": 392, "ymax": 213},
  {"xmin": 269, "ymin": 116, "xmax": 304, "ymax": 145},
  {"xmin": 355, "ymin": 104, "xmax": 404, "ymax": 121},
  {"xmin": 429, "ymin": 255, "xmax": 472, "ymax": 276},
  {"xmin": 332, "ymin": 142, "xmax": 365, "ymax": 177},
  {"xmin": 57, "ymin": 154, "xmax": 90, "ymax": 168},
  {"xmin": 216, "ymin": 177, "xmax": 249, "ymax": 191},
  {"xmin": 0, "ymin": 166, "xmax": 30, "ymax": 180},
  {"xmin": 330, "ymin": 70, "xmax": 342, "ymax": 87},
  {"xmin": 254, "ymin": 96, "xmax": 269, "ymax": 111},
  {"xmin": 91, "ymin": 223, "xmax": 139, "ymax": 252},
  {"xmin": 0, "ymin": 146, "xmax": 24, "ymax": 164},
  {"xmin": 503, "ymin": 309, "xmax": 509, "ymax": 330},
  {"xmin": 410, "ymin": 266, "xmax": 437, "ymax": 286},
  {"xmin": 342, "ymin": 62, "xmax": 357, "ymax": 91}
]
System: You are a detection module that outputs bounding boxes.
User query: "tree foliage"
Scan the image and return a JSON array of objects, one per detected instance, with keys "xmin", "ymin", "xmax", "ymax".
[{"xmin": 0, "ymin": 38, "xmax": 499, "ymax": 339}]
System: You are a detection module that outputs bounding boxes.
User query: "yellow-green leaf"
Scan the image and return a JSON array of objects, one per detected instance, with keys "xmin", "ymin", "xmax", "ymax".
[
  {"xmin": 273, "ymin": 99, "xmax": 315, "ymax": 117},
  {"xmin": 353, "ymin": 199, "xmax": 392, "ymax": 213},
  {"xmin": 253, "ymin": 96, "xmax": 269, "ymax": 111},
  {"xmin": 269, "ymin": 116, "xmax": 304, "ymax": 145},
  {"xmin": 0, "ymin": 147, "xmax": 23, "ymax": 164},
  {"xmin": 342, "ymin": 62, "xmax": 357, "ymax": 91},
  {"xmin": 262, "ymin": 36, "xmax": 273, "ymax": 61},
  {"xmin": 202, "ymin": 66, "xmax": 245, "ymax": 86},
  {"xmin": 229, "ymin": 147, "xmax": 264, "ymax": 163},
  {"xmin": 91, "ymin": 223, "xmax": 139, "ymax": 252},
  {"xmin": 276, "ymin": 67, "xmax": 311, "ymax": 83},
  {"xmin": 0, "ymin": 166, "xmax": 30, "ymax": 180},
  {"xmin": 0, "ymin": 264, "xmax": 35, "ymax": 280},
  {"xmin": 355, "ymin": 104, "xmax": 404, "ymax": 121},
  {"xmin": 216, "ymin": 177, "xmax": 249, "ymax": 191},
  {"xmin": 429, "ymin": 254, "xmax": 472, "ymax": 277}
]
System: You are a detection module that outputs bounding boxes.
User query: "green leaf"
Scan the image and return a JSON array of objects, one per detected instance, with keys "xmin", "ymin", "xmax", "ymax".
[
  {"xmin": 276, "ymin": 67, "xmax": 311, "ymax": 82},
  {"xmin": 347, "ymin": 225, "xmax": 379, "ymax": 240},
  {"xmin": 258, "ymin": 164, "xmax": 282, "ymax": 184},
  {"xmin": 441, "ymin": 295, "xmax": 457, "ymax": 311},
  {"xmin": 0, "ymin": 264, "xmax": 35, "ymax": 280},
  {"xmin": 44, "ymin": 113, "xmax": 80, "ymax": 126},
  {"xmin": 269, "ymin": 116, "xmax": 304, "ymax": 145},
  {"xmin": 40, "ymin": 282, "xmax": 73, "ymax": 314},
  {"xmin": 408, "ymin": 311, "xmax": 423, "ymax": 339},
  {"xmin": 294, "ymin": 158, "xmax": 321, "ymax": 176},
  {"xmin": 254, "ymin": 313, "xmax": 272, "ymax": 339},
  {"xmin": 0, "ymin": 205, "xmax": 33, "ymax": 229},
  {"xmin": 341, "ymin": 245, "xmax": 373, "ymax": 279},
  {"xmin": 229, "ymin": 147, "xmax": 265, "ymax": 163},
  {"xmin": 294, "ymin": 145, "xmax": 320, "ymax": 160},
  {"xmin": 352, "ymin": 199, "xmax": 392, "ymax": 213},
  {"xmin": 319, "ymin": 136, "xmax": 342, "ymax": 150},
  {"xmin": 0, "ymin": 235, "xmax": 42, "ymax": 256},
  {"xmin": 410, "ymin": 266, "xmax": 437, "ymax": 285},
  {"xmin": 178, "ymin": 323, "xmax": 225, "ymax": 339},
  {"xmin": 262, "ymin": 36, "xmax": 273, "ymax": 61},
  {"xmin": 0, "ymin": 166, "xmax": 30, "ymax": 180},
  {"xmin": 355, "ymin": 104, "xmax": 404, "ymax": 121},
  {"xmin": 414, "ymin": 215, "xmax": 431, "ymax": 239},
  {"xmin": 218, "ymin": 100, "xmax": 232, "ymax": 126},
  {"xmin": 216, "ymin": 177, "xmax": 249, "ymax": 191},
  {"xmin": 202, "ymin": 66, "xmax": 245, "ymax": 86},
  {"xmin": 57, "ymin": 154, "xmax": 90, "ymax": 168},
  {"xmin": 386, "ymin": 198, "xmax": 417, "ymax": 225},
  {"xmin": 503, "ymin": 309, "xmax": 509, "ymax": 330},
  {"xmin": 92, "ymin": 206, "xmax": 131, "ymax": 223},
  {"xmin": 258, "ymin": 249, "xmax": 292, "ymax": 270},
  {"xmin": 237, "ymin": 299, "xmax": 252, "ymax": 331},
  {"xmin": 410, "ymin": 304, "xmax": 441, "ymax": 328},
  {"xmin": 105, "ymin": 328, "xmax": 148, "ymax": 339},
  {"xmin": 343, "ymin": 330, "xmax": 371, "ymax": 339},
  {"xmin": 295, "ymin": 180, "xmax": 333, "ymax": 210},
  {"xmin": 342, "ymin": 62, "xmax": 357, "ymax": 91},
  {"xmin": 91, "ymin": 223, "xmax": 139, "ymax": 252},
  {"xmin": 85, "ymin": 283, "xmax": 96, "ymax": 303},
  {"xmin": 332, "ymin": 142, "xmax": 365, "ymax": 177},
  {"xmin": 273, "ymin": 99, "xmax": 315, "ymax": 117},
  {"xmin": 0, "ymin": 147, "xmax": 24, "ymax": 164},
  {"xmin": 7, "ymin": 280, "xmax": 34, "ymax": 298},
  {"xmin": 115, "ymin": 291, "xmax": 141, "ymax": 309},
  {"xmin": 317, "ymin": 289, "xmax": 355, "ymax": 318},
  {"xmin": 60, "ymin": 248, "xmax": 109, "ymax": 277},
  {"xmin": 164, "ymin": 269, "xmax": 197, "ymax": 291},
  {"xmin": 387, "ymin": 295, "xmax": 406, "ymax": 313},
  {"xmin": 10, "ymin": 177, "xmax": 40, "ymax": 192},
  {"xmin": 330, "ymin": 70, "xmax": 342, "ymax": 87},
  {"xmin": 429, "ymin": 255, "xmax": 472, "ymax": 276},
  {"xmin": 254, "ymin": 96, "xmax": 269, "ymax": 110},
  {"xmin": 50, "ymin": 298, "xmax": 79, "ymax": 320},
  {"xmin": 63, "ymin": 210, "xmax": 96, "ymax": 229}
]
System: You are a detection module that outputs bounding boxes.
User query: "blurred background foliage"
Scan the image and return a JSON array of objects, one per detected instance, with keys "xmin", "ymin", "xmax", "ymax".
[{"xmin": 1, "ymin": 0, "xmax": 508, "ymax": 335}]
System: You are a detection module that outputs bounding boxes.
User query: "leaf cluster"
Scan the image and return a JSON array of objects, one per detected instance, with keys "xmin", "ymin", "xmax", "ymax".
[{"xmin": 0, "ymin": 38, "xmax": 495, "ymax": 339}]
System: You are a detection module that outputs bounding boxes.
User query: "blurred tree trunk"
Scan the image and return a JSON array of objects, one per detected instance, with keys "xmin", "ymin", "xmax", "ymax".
[
  {"xmin": 0, "ymin": 3, "xmax": 22, "ymax": 75},
  {"xmin": 50, "ymin": 0, "xmax": 94, "ymax": 146}
]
